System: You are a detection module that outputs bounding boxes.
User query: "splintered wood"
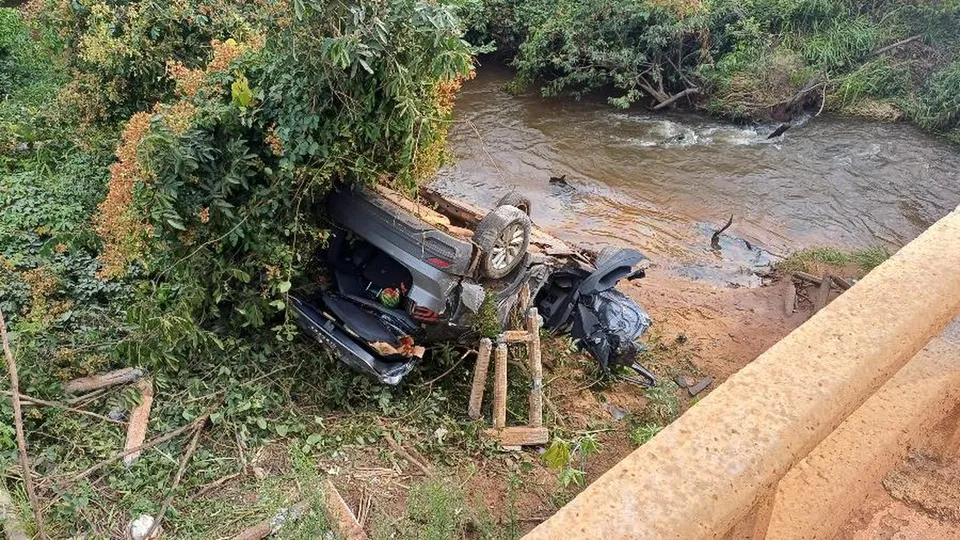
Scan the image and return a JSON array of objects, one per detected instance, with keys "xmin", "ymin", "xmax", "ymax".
[
  {"xmin": 469, "ymin": 307, "xmax": 548, "ymax": 447},
  {"xmin": 124, "ymin": 378, "xmax": 154, "ymax": 467}
]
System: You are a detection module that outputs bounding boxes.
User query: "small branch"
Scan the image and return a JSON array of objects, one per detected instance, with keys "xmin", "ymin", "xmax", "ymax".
[
  {"xmin": 64, "ymin": 367, "xmax": 144, "ymax": 394},
  {"xmin": 145, "ymin": 420, "xmax": 205, "ymax": 539},
  {"xmin": 652, "ymin": 87, "xmax": 699, "ymax": 111},
  {"xmin": 1, "ymin": 390, "xmax": 125, "ymax": 424},
  {"xmin": 378, "ymin": 421, "xmax": 432, "ymax": 476},
  {"xmin": 0, "ymin": 309, "xmax": 47, "ymax": 539},
  {"xmin": 871, "ymin": 34, "xmax": 922, "ymax": 57},
  {"xmin": 67, "ymin": 413, "xmax": 210, "ymax": 486}
]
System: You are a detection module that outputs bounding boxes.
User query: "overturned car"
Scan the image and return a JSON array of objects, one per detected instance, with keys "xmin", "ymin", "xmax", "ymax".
[{"xmin": 292, "ymin": 184, "xmax": 655, "ymax": 386}]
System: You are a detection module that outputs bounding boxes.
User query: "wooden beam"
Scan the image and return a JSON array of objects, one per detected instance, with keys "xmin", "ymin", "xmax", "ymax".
[
  {"xmin": 484, "ymin": 426, "xmax": 550, "ymax": 447},
  {"xmin": 468, "ymin": 338, "xmax": 493, "ymax": 420},
  {"xmin": 501, "ymin": 330, "xmax": 531, "ymax": 343},
  {"xmin": 527, "ymin": 308, "xmax": 543, "ymax": 428},
  {"xmin": 493, "ymin": 343, "xmax": 508, "ymax": 429}
]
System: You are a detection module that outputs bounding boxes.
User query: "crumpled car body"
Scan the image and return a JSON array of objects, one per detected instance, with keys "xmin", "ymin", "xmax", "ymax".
[{"xmin": 292, "ymin": 185, "xmax": 654, "ymax": 386}]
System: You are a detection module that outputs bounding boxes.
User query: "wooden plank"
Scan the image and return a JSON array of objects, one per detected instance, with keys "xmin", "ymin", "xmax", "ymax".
[
  {"xmin": 493, "ymin": 343, "xmax": 508, "ymax": 429},
  {"xmin": 483, "ymin": 426, "xmax": 550, "ymax": 446},
  {"xmin": 373, "ymin": 184, "xmax": 451, "ymax": 229},
  {"xmin": 324, "ymin": 479, "xmax": 370, "ymax": 540},
  {"xmin": 123, "ymin": 378, "xmax": 154, "ymax": 467},
  {"xmin": 831, "ymin": 276, "xmax": 853, "ymax": 291},
  {"xmin": 527, "ymin": 308, "xmax": 543, "ymax": 428},
  {"xmin": 468, "ymin": 338, "xmax": 493, "ymax": 420},
  {"xmin": 783, "ymin": 275, "xmax": 796, "ymax": 316},
  {"xmin": 793, "ymin": 271, "xmax": 823, "ymax": 285},
  {"xmin": 519, "ymin": 282, "xmax": 531, "ymax": 314},
  {"xmin": 814, "ymin": 275, "xmax": 831, "ymax": 313},
  {"xmin": 64, "ymin": 367, "xmax": 143, "ymax": 394},
  {"xmin": 501, "ymin": 330, "xmax": 531, "ymax": 343}
]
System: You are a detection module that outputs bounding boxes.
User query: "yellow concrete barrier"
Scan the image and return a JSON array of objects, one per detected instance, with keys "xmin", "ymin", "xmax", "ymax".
[
  {"xmin": 526, "ymin": 208, "xmax": 960, "ymax": 540},
  {"xmin": 768, "ymin": 319, "xmax": 960, "ymax": 539}
]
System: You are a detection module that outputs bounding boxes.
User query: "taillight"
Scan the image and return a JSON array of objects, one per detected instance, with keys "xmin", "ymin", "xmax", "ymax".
[
  {"xmin": 426, "ymin": 257, "xmax": 451, "ymax": 269},
  {"xmin": 410, "ymin": 303, "xmax": 440, "ymax": 322}
]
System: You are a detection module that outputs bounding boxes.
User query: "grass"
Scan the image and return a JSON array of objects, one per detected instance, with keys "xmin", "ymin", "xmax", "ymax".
[{"xmin": 775, "ymin": 245, "xmax": 890, "ymax": 278}]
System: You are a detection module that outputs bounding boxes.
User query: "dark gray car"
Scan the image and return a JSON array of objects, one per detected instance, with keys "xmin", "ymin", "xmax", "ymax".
[{"xmin": 292, "ymin": 184, "xmax": 655, "ymax": 386}]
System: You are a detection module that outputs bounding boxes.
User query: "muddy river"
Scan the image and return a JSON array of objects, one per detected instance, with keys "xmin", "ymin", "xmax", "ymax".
[{"xmin": 433, "ymin": 66, "xmax": 960, "ymax": 286}]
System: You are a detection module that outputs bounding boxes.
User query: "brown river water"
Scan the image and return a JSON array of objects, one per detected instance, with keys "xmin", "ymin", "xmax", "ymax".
[{"xmin": 432, "ymin": 66, "xmax": 960, "ymax": 286}]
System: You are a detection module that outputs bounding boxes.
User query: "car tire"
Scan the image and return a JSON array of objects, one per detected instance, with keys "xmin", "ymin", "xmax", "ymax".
[
  {"xmin": 496, "ymin": 191, "xmax": 533, "ymax": 216},
  {"xmin": 474, "ymin": 205, "xmax": 531, "ymax": 279},
  {"xmin": 596, "ymin": 245, "xmax": 625, "ymax": 267}
]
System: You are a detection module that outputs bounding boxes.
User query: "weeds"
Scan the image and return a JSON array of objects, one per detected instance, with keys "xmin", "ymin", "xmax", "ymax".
[{"xmin": 775, "ymin": 245, "xmax": 890, "ymax": 277}]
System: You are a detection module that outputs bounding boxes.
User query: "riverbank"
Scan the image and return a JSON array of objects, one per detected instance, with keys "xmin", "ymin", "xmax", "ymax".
[{"xmin": 464, "ymin": 0, "xmax": 960, "ymax": 143}]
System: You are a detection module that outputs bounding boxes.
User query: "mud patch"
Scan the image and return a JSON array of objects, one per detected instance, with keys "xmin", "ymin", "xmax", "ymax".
[{"xmin": 883, "ymin": 451, "xmax": 960, "ymax": 522}]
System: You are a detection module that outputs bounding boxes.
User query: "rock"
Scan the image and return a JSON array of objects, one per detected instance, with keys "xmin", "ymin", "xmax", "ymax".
[
  {"xmin": 674, "ymin": 375, "xmax": 696, "ymax": 388},
  {"xmin": 128, "ymin": 515, "xmax": 161, "ymax": 540},
  {"xmin": 605, "ymin": 403, "xmax": 629, "ymax": 421},
  {"xmin": 688, "ymin": 376, "xmax": 714, "ymax": 397}
]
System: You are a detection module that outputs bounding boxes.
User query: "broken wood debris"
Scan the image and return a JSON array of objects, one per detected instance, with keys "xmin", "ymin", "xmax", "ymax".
[
  {"xmin": 782, "ymin": 274, "xmax": 797, "ymax": 315},
  {"xmin": 483, "ymin": 426, "xmax": 549, "ymax": 447},
  {"xmin": 229, "ymin": 480, "xmax": 369, "ymax": 540},
  {"xmin": 814, "ymin": 274, "xmax": 832, "ymax": 313},
  {"xmin": 64, "ymin": 367, "xmax": 144, "ymax": 394},
  {"xmin": 381, "ymin": 427, "xmax": 433, "ymax": 476},
  {"xmin": 123, "ymin": 378, "xmax": 154, "ymax": 467},
  {"xmin": 687, "ymin": 376, "xmax": 714, "ymax": 397},
  {"xmin": 468, "ymin": 338, "xmax": 492, "ymax": 420}
]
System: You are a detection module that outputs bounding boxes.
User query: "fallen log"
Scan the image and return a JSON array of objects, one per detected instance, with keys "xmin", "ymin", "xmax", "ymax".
[
  {"xmin": 652, "ymin": 87, "xmax": 699, "ymax": 111},
  {"xmin": 64, "ymin": 367, "xmax": 144, "ymax": 394}
]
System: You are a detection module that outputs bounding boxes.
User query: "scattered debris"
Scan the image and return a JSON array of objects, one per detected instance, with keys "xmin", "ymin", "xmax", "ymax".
[
  {"xmin": 710, "ymin": 215, "xmax": 734, "ymax": 250},
  {"xmin": 831, "ymin": 275, "xmax": 853, "ymax": 290},
  {"xmin": 229, "ymin": 480, "xmax": 369, "ymax": 540},
  {"xmin": 123, "ymin": 378, "xmax": 154, "ymax": 467},
  {"xmin": 64, "ymin": 367, "xmax": 144, "ymax": 394},
  {"xmin": 381, "ymin": 427, "xmax": 433, "ymax": 476},
  {"xmin": 230, "ymin": 501, "xmax": 310, "ymax": 540},
  {"xmin": 674, "ymin": 375, "xmax": 696, "ymax": 389},
  {"xmin": 145, "ymin": 420, "xmax": 206, "ymax": 539},
  {"xmin": 127, "ymin": 515, "xmax": 162, "ymax": 540},
  {"xmin": 687, "ymin": 376, "xmax": 714, "ymax": 397},
  {"xmin": 323, "ymin": 479, "xmax": 369, "ymax": 540},
  {"xmin": 0, "ymin": 309, "xmax": 47, "ymax": 540}
]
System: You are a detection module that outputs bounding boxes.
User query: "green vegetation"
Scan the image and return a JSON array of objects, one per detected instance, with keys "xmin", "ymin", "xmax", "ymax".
[
  {"xmin": 464, "ymin": 0, "xmax": 960, "ymax": 140},
  {"xmin": 776, "ymin": 245, "xmax": 890, "ymax": 277}
]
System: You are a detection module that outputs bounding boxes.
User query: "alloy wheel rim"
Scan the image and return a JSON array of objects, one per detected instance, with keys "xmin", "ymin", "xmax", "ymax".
[{"xmin": 491, "ymin": 223, "xmax": 525, "ymax": 270}]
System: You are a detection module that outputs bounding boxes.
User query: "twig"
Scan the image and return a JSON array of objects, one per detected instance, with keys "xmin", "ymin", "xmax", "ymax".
[
  {"xmin": 67, "ymin": 413, "xmax": 210, "ymax": 485},
  {"xmin": 0, "ymin": 309, "xmax": 47, "ymax": 539},
  {"xmin": 1, "ymin": 390, "xmax": 125, "ymax": 424},
  {"xmin": 145, "ymin": 420, "xmax": 205, "ymax": 539},
  {"xmin": 191, "ymin": 471, "xmax": 242, "ymax": 500},
  {"xmin": 423, "ymin": 350, "xmax": 472, "ymax": 387},
  {"xmin": 378, "ymin": 421, "xmax": 432, "ymax": 476},
  {"xmin": 871, "ymin": 34, "xmax": 922, "ymax": 57},
  {"xmin": 816, "ymin": 83, "xmax": 827, "ymax": 117}
]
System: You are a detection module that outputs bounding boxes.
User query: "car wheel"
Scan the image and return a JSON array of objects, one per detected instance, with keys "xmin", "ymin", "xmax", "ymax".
[
  {"xmin": 496, "ymin": 190, "xmax": 533, "ymax": 216},
  {"xmin": 596, "ymin": 245, "xmax": 625, "ymax": 267},
  {"xmin": 474, "ymin": 205, "xmax": 531, "ymax": 279}
]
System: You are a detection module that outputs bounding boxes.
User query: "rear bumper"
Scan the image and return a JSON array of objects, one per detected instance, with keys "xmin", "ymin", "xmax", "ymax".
[{"xmin": 291, "ymin": 296, "xmax": 416, "ymax": 385}]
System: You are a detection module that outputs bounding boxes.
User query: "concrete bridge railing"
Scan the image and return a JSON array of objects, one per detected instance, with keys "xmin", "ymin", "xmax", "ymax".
[{"xmin": 526, "ymin": 206, "xmax": 960, "ymax": 539}]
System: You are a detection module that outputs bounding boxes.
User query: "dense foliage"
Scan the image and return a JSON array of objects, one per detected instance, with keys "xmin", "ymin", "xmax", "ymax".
[
  {"xmin": 0, "ymin": 1, "xmax": 477, "ymax": 535},
  {"xmin": 466, "ymin": 0, "xmax": 960, "ymax": 141}
]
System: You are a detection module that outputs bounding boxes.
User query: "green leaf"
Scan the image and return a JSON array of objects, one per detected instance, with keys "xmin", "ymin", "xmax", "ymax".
[
  {"xmin": 543, "ymin": 438, "xmax": 572, "ymax": 470},
  {"xmin": 278, "ymin": 281, "xmax": 291, "ymax": 293}
]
